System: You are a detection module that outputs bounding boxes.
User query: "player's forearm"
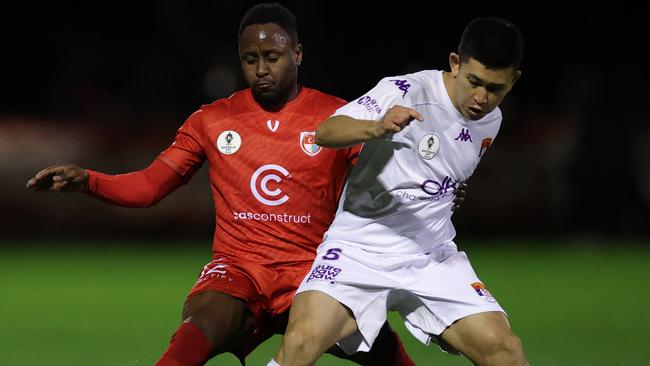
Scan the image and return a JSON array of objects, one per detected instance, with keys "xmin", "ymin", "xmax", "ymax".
[
  {"xmin": 315, "ymin": 115, "xmax": 384, "ymax": 148},
  {"xmin": 85, "ymin": 159, "xmax": 183, "ymax": 208}
]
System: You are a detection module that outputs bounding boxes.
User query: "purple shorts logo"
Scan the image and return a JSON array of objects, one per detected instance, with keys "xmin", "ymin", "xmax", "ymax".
[
  {"xmin": 421, "ymin": 176, "xmax": 459, "ymax": 197},
  {"xmin": 322, "ymin": 248, "xmax": 342, "ymax": 260},
  {"xmin": 357, "ymin": 95, "xmax": 382, "ymax": 114},
  {"xmin": 306, "ymin": 264, "xmax": 342, "ymax": 285}
]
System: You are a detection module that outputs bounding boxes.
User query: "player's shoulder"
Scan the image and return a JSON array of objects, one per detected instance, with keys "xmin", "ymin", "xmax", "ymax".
[
  {"xmin": 379, "ymin": 69, "xmax": 433, "ymax": 84},
  {"xmin": 199, "ymin": 89, "xmax": 253, "ymax": 119},
  {"xmin": 375, "ymin": 70, "xmax": 439, "ymax": 103},
  {"xmin": 297, "ymin": 86, "xmax": 348, "ymax": 113}
]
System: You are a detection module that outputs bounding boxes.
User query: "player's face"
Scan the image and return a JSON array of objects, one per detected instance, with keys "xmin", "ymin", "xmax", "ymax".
[
  {"xmin": 239, "ymin": 23, "xmax": 302, "ymax": 107},
  {"xmin": 448, "ymin": 53, "xmax": 521, "ymax": 120}
]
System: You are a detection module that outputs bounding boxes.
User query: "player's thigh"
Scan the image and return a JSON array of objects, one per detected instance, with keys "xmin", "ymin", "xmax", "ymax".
[
  {"xmin": 439, "ymin": 311, "xmax": 518, "ymax": 358},
  {"xmin": 183, "ymin": 290, "xmax": 253, "ymax": 345},
  {"xmin": 285, "ymin": 290, "xmax": 358, "ymax": 348}
]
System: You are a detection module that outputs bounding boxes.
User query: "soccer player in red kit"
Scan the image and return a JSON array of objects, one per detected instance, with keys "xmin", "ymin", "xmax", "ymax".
[{"xmin": 26, "ymin": 3, "xmax": 421, "ymax": 366}]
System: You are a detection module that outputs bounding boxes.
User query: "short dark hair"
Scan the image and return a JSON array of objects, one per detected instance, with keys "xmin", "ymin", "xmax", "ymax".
[
  {"xmin": 238, "ymin": 3, "xmax": 299, "ymax": 45},
  {"xmin": 458, "ymin": 17, "xmax": 523, "ymax": 70}
]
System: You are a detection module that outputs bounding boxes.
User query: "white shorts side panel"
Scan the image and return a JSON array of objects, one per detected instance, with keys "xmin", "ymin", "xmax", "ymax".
[{"xmin": 296, "ymin": 242, "xmax": 506, "ymax": 354}]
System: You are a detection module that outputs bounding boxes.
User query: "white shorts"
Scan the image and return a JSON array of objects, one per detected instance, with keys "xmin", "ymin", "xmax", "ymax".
[{"xmin": 296, "ymin": 242, "xmax": 506, "ymax": 354}]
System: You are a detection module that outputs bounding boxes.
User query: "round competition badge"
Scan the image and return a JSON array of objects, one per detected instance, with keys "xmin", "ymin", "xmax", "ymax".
[
  {"xmin": 216, "ymin": 130, "xmax": 242, "ymax": 155},
  {"xmin": 418, "ymin": 133, "xmax": 440, "ymax": 160}
]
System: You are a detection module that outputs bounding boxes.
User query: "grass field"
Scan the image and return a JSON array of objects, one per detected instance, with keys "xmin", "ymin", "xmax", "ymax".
[{"xmin": 1, "ymin": 238, "xmax": 648, "ymax": 365}]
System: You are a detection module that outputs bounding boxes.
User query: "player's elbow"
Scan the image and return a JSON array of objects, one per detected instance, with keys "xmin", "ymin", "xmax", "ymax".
[
  {"xmin": 145, "ymin": 196, "xmax": 162, "ymax": 208},
  {"xmin": 122, "ymin": 192, "xmax": 159, "ymax": 208},
  {"xmin": 145, "ymin": 189, "xmax": 172, "ymax": 208}
]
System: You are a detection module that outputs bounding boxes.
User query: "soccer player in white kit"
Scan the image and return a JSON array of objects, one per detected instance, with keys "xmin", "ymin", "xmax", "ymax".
[{"xmin": 268, "ymin": 17, "xmax": 528, "ymax": 366}]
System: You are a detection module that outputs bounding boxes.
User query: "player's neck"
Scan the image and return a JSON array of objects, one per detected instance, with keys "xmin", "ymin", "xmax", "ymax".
[
  {"xmin": 441, "ymin": 71, "xmax": 462, "ymax": 114},
  {"xmin": 255, "ymin": 85, "xmax": 301, "ymax": 112}
]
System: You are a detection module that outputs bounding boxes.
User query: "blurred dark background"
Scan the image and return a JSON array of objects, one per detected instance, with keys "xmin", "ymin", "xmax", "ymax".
[{"xmin": 2, "ymin": 1, "xmax": 648, "ymax": 242}]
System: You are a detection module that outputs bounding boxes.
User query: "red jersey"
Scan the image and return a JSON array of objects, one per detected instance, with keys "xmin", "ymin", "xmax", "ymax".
[{"xmin": 158, "ymin": 87, "xmax": 357, "ymax": 266}]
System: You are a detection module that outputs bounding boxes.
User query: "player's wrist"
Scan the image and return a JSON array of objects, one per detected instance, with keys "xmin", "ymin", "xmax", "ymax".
[
  {"xmin": 81, "ymin": 169, "xmax": 93, "ymax": 192},
  {"xmin": 372, "ymin": 120, "xmax": 388, "ymax": 139}
]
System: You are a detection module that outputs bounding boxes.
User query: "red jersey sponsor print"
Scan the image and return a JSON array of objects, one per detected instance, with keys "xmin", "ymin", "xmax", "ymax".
[{"xmin": 158, "ymin": 87, "xmax": 359, "ymax": 266}]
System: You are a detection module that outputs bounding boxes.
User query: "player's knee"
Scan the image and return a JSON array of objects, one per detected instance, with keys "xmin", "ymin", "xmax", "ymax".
[
  {"xmin": 282, "ymin": 325, "xmax": 320, "ymax": 356},
  {"xmin": 497, "ymin": 333, "xmax": 524, "ymax": 358},
  {"xmin": 181, "ymin": 291, "xmax": 248, "ymax": 349},
  {"xmin": 479, "ymin": 332, "xmax": 526, "ymax": 365}
]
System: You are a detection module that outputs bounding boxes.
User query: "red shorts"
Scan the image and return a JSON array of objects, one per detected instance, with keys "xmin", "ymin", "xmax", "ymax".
[{"xmin": 186, "ymin": 255, "xmax": 311, "ymax": 362}]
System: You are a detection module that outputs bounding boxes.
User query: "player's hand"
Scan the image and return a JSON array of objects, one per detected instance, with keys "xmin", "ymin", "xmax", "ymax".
[
  {"xmin": 452, "ymin": 182, "xmax": 468, "ymax": 211},
  {"xmin": 378, "ymin": 105, "xmax": 424, "ymax": 136},
  {"xmin": 26, "ymin": 164, "xmax": 88, "ymax": 192}
]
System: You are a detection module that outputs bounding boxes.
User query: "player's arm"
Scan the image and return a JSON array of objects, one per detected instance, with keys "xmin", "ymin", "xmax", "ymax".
[
  {"xmin": 315, "ymin": 105, "xmax": 423, "ymax": 148},
  {"xmin": 25, "ymin": 159, "xmax": 184, "ymax": 208}
]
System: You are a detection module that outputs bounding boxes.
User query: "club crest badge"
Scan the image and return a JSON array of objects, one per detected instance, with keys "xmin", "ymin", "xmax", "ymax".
[
  {"xmin": 479, "ymin": 137, "xmax": 493, "ymax": 159},
  {"xmin": 471, "ymin": 282, "xmax": 496, "ymax": 302},
  {"xmin": 216, "ymin": 130, "xmax": 241, "ymax": 155},
  {"xmin": 418, "ymin": 133, "xmax": 440, "ymax": 160},
  {"xmin": 300, "ymin": 131, "xmax": 321, "ymax": 156}
]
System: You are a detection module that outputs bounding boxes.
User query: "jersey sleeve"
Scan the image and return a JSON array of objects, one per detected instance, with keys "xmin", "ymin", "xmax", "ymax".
[
  {"xmin": 157, "ymin": 109, "xmax": 206, "ymax": 181},
  {"xmin": 85, "ymin": 159, "xmax": 184, "ymax": 208},
  {"xmin": 345, "ymin": 144, "xmax": 361, "ymax": 165},
  {"xmin": 332, "ymin": 76, "xmax": 414, "ymax": 121}
]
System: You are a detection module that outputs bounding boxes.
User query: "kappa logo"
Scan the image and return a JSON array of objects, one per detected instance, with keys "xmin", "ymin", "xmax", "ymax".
[
  {"xmin": 454, "ymin": 128, "xmax": 473, "ymax": 142},
  {"xmin": 389, "ymin": 79, "xmax": 411, "ymax": 97},
  {"xmin": 300, "ymin": 131, "xmax": 322, "ymax": 156},
  {"xmin": 266, "ymin": 119, "xmax": 280, "ymax": 132}
]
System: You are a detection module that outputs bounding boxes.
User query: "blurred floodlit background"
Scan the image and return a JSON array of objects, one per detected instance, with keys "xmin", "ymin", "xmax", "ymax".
[
  {"xmin": 1, "ymin": 2, "xmax": 649, "ymax": 365},
  {"xmin": 2, "ymin": 3, "xmax": 648, "ymax": 240}
]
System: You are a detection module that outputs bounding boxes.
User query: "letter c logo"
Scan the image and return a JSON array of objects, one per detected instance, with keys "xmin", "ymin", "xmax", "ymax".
[{"xmin": 250, "ymin": 164, "xmax": 290, "ymax": 206}]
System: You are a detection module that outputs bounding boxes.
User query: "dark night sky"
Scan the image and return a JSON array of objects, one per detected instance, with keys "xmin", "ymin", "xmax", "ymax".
[
  {"xmin": 2, "ymin": 2, "xmax": 646, "ymax": 119},
  {"xmin": 1, "ymin": 2, "xmax": 648, "ymax": 237}
]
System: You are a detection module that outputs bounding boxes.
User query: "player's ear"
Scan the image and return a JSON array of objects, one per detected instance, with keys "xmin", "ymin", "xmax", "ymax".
[
  {"xmin": 449, "ymin": 53, "xmax": 460, "ymax": 77},
  {"xmin": 295, "ymin": 43, "xmax": 303, "ymax": 66},
  {"xmin": 510, "ymin": 69, "xmax": 522, "ymax": 87}
]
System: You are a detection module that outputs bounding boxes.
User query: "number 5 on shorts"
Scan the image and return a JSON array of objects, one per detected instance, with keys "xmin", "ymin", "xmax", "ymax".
[{"xmin": 322, "ymin": 248, "xmax": 342, "ymax": 260}]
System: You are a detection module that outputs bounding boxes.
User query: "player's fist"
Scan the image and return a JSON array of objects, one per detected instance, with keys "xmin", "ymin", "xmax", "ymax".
[
  {"xmin": 452, "ymin": 181, "xmax": 468, "ymax": 211},
  {"xmin": 378, "ymin": 105, "xmax": 424, "ymax": 136},
  {"xmin": 26, "ymin": 164, "xmax": 88, "ymax": 192}
]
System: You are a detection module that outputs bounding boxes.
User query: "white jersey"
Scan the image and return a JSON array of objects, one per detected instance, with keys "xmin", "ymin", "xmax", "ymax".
[{"xmin": 323, "ymin": 70, "xmax": 502, "ymax": 254}]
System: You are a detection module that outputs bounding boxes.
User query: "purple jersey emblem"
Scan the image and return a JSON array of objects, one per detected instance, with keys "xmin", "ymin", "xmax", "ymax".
[
  {"xmin": 389, "ymin": 79, "xmax": 411, "ymax": 97},
  {"xmin": 357, "ymin": 95, "xmax": 382, "ymax": 114},
  {"xmin": 421, "ymin": 176, "xmax": 459, "ymax": 197},
  {"xmin": 454, "ymin": 128, "xmax": 473, "ymax": 142}
]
